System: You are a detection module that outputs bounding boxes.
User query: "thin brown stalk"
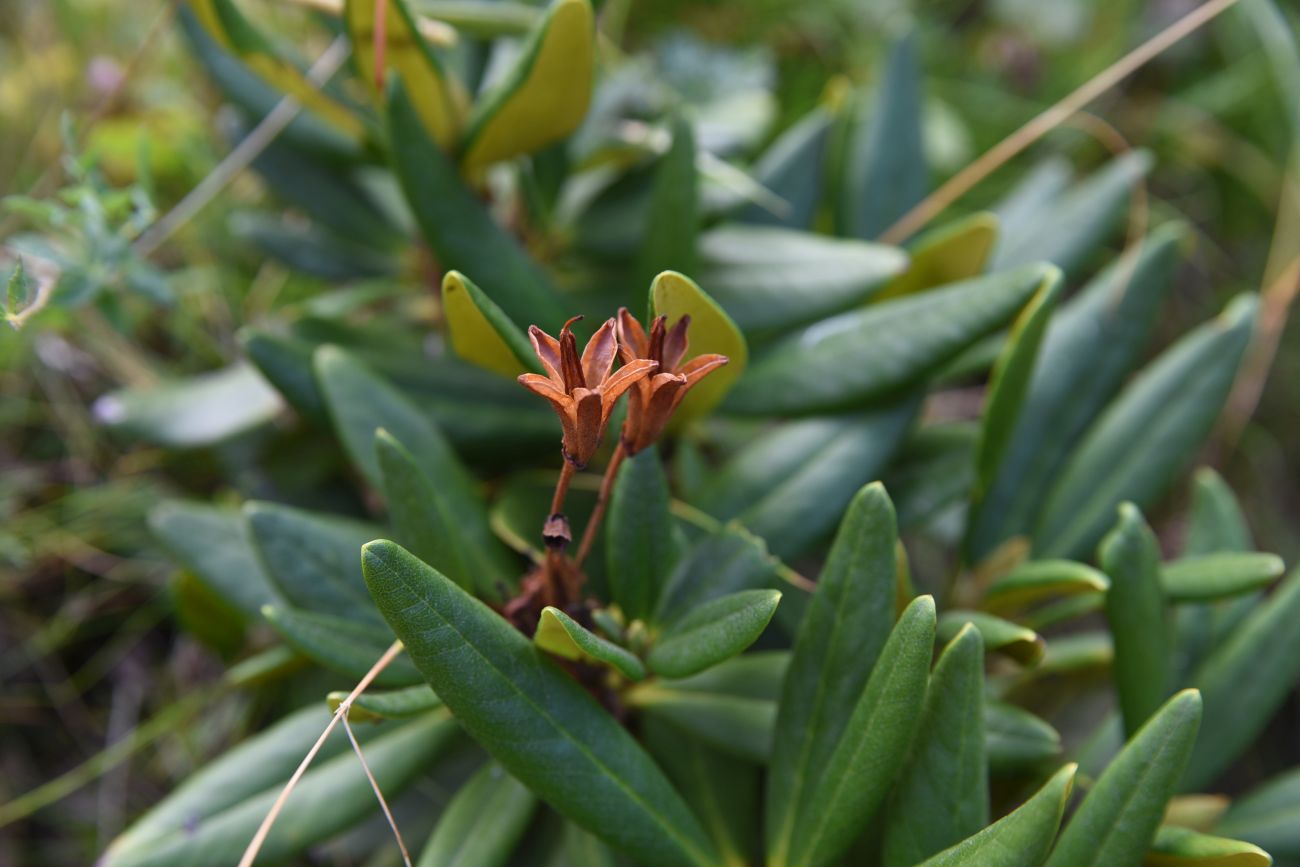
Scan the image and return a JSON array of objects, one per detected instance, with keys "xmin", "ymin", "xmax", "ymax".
[
  {"xmin": 551, "ymin": 460, "xmax": 576, "ymax": 516},
  {"xmin": 574, "ymin": 440, "xmax": 627, "ymax": 568},
  {"xmin": 341, "ymin": 714, "xmax": 413, "ymax": 867},
  {"xmin": 879, "ymin": 0, "xmax": 1242, "ymax": 244},
  {"xmin": 237, "ymin": 640, "xmax": 404, "ymax": 867}
]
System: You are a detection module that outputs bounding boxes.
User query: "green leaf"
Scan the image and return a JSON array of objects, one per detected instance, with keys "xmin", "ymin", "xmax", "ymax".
[
  {"xmin": 936, "ymin": 611, "xmax": 1044, "ymax": 666},
  {"xmin": 1145, "ymin": 826, "xmax": 1272, "ymax": 867},
  {"xmin": 694, "ymin": 225, "xmax": 908, "ymax": 331},
  {"xmin": 345, "ymin": 0, "xmax": 462, "ymax": 148},
  {"xmin": 103, "ymin": 712, "xmax": 458, "ymax": 867},
  {"xmin": 654, "ymin": 525, "xmax": 784, "ymax": 627},
  {"xmin": 327, "ymin": 684, "xmax": 441, "ymax": 722},
  {"xmin": 636, "ymin": 115, "xmax": 698, "ymax": 291},
  {"xmin": 965, "ymin": 223, "xmax": 1187, "ymax": 559},
  {"xmin": 1044, "ymin": 690, "xmax": 1203, "ymax": 867},
  {"xmin": 624, "ymin": 652, "xmax": 788, "ymax": 765},
  {"xmin": 876, "ymin": 212, "xmax": 999, "ymax": 301},
  {"xmin": 232, "ymin": 212, "xmax": 397, "ymax": 281},
  {"xmin": 189, "ymin": 0, "xmax": 367, "ymax": 141},
  {"xmin": 1184, "ymin": 568, "xmax": 1300, "ymax": 791},
  {"xmin": 839, "ymin": 30, "xmax": 925, "ymax": 240},
  {"xmin": 883, "ymin": 625, "xmax": 988, "ymax": 866},
  {"xmin": 649, "ymin": 270, "xmax": 747, "ymax": 423},
  {"xmin": 1034, "ymin": 294, "xmax": 1258, "ymax": 559},
  {"xmin": 993, "ymin": 151, "xmax": 1152, "ymax": 277},
  {"xmin": 883, "ymin": 422, "xmax": 979, "ymax": 530},
  {"xmin": 774, "ymin": 596, "xmax": 936, "ymax": 867},
  {"xmin": 149, "ymin": 501, "xmax": 281, "ymax": 619},
  {"xmin": 1183, "ymin": 467, "xmax": 1253, "ymax": 556},
  {"xmin": 1099, "ymin": 503, "xmax": 1171, "ymax": 737},
  {"xmin": 387, "ymin": 80, "xmax": 564, "ymax": 330},
  {"xmin": 1161, "ymin": 553, "xmax": 1284, "ymax": 602},
  {"xmin": 376, "ymin": 429, "xmax": 516, "ymax": 599},
  {"xmin": 535, "ymin": 607, "xmax": 647, "ymax": 681},
  {"xmin": 416, "ymin": 762, "xmax": 537, "ymax": 867},
  {"xmin": 5, "ymin": 258, "xmax": 27, "ymax": 318},
  {"xmin": 994, "ymin": 157, "xmax": 1072, "ymax": 242},
  {"xmin": 726, "ymin": 263, "xmax": 1055, "ymax": 415},
  {"xmin": 985, "ymin": 700, "xmax": 1062, "ymax": 775},
  {"xmin": 459, "ymin": 0, "xmax": 595, "ymax": 173},
  {"xmin": 1217, "ymin": 766, "xmax": 1300, "ymax": 859},
  {"xmin": 735, "ymin": 106, "xmax": 832, "ymax": 230},
  {"xmin": 982, "ymin": 560, "xmax": 1110, "ymax": 615},
  {"xmin": 441, "ymin": 270, "xmax": 538, "ymax": 378},
  {"xmin": 648, "ymin": 589, "xmax": 781, "ymax": 678},
  {"xmin": 693, "ymin": 403, "xmax": 918, "ymax": 560},
  {"xmin": 767, "ymin": 483, "xmax": 899, "ymax": 862},
  {"xmin": 361, "ymin": 540, "xmax": 723, "ymax": 867},
  {"xmin": 643, "ymin": 718, "xmax": 760, "ymax": 867},
  {"xmin": 95, "ymin": 363, "xmax": 283, "ymax": 448},
  {"xmin": 262, "ymin": 605, "xmax": 424, "ymax": 687},
  {"xmin": 917, "ymin": 763, "xmax": 1077, "ymax": 867},
  {"xmin": 314, "ymin": 346, "xmax": 504, "ymax": 571},
  {"xmin": 606, "ymin": 446, "xmax": 678, "ymax": 622},
  {"xmin": 244, "ymin": 501, "xmax": 382, "ymax": 623},
  {"xmin": 968, "ymin": 269, "xmax": 1063, "ymax": 524}
]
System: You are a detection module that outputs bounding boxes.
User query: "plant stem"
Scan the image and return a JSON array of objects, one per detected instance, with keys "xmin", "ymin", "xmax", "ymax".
[
  {"xmin": 551, "ymin": 460, "xmax": 575, "ymax": 516},
  {"xmin": 574, "ymin": 440, "xmax": 627, "ymax": 569}
]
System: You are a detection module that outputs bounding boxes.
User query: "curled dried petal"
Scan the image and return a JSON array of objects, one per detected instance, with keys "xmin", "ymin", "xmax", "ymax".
[
  {"xmin": 582, "ymin": 318, "xmax": 619, "ymax": 388},
  {"xmin": 615, "ymin": 308, "xmax": 649, "ymax": 364}
]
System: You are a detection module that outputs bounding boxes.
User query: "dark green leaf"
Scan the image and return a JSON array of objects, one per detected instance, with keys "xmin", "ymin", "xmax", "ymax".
[
  {"xmin": 636, "ymin": 115, "xmax": 698, "ymax": 291},
  {"xmin": 244, "ymin": 501, "xmax": 382, "ymax": 623},
  {"xmin": 1146, "ymin": 825, "xmax": 1272, "ymax": 866},
  {"xmin": 993, "ymin": 151, "xmax": 1152, "ymax": 277},
  {"xmin": 606, "ymin": 446, "xmax": 677, "ymax": 622},
  {"xmin": 735, "ymin": 106, "xmax": 832, "ymax": 230},
  {"xmin": 534, "ymin": 607, "xmax": 647, "ymax": 681},
  {"xmin": 726, "ymin": 263, "xmax": 1054, "ymax": 415},
  {"xmin": 917, "ymin": 763, "xmax": 1077, "ymax": 867},
  {"xmin": 643, "ymin": 719, "xmax": 760, "ymax": 867},
  {"xmin": 1044, "ymin": 690, "xmax": 1203, "ymax": 867},
  {"xmin": 149, "ymin": 501, "xmax": 281, "ymax": 618},
  {"xmin": 883, "ymin": 625, "xmax": 988, "ymax": 866},
  {"xmin": 362, "ymin": 540, "xmax": 723, "ymax": 867},
  {"xmin": 387, "ymin": 80, "xmax": 564, "ymax": 330},
  {"xmin": 1034, "ymin": 294, "xmax": 1257, "ymax": 559},
  {"xmin": 376, "ymin": 429, "xmax": 516, "ymax": 599},
  {"xmin": 262, "ymin": 605, "xmax": 423, "ymax": 687},
  {"xmin": 1161, "ymin": 553, "xmax": 1284, "ymax": 602},
  {"xmin": 1099, "ymin": 503, "xmax": 1171, "ymax": 736},
  {"xmin": 767, "ymin": 483, "xmax": 898, "ymax": 863},
  {"xmin": 882, "ymin": 422, "xmax": 979, "ymax": 530},
  {"xmin": 965, "ymin": 223, "xmax": 1187, "ymax": 560},
  {"xmin": 103, "ymin": 712, "xmax": 457, "ymax": 867},
  {"xmin": 982, "ymin": 559, "xmax": 1110, "ymax": 615},
  {"xmin": 327, "ymin": 685, "xmax": 440, "ymax": 722},
  {"xmin": 839, "ymin": 30, "xmax": 925, "ymax": 240},
  {"xmin": 937, "ymin": 610, "xmax": 1044, "ymax": 666},
  {"xmin": 648, "ymin": 589, "xmax": 781, "ymax": 678},
  {"xmin": 967, "ymin": 270, "xmax": 1062, "ymax": 544},
  {"xmin": 695, "ymin": 225, "xmax": 907, "ymax": 331},
  {"xmin": 655, "ymin": 525, "xmax": 788, "ymax": 627},
  {"xmin": 694, "ymin": 403, "xmax": 918, "ymax": 560},
  {"xmin": 1183, "ymin": 467, "xmax": 1253, "ymax": 557},
  {"xmin": 985, "ymin": 700, "xmax": 1061, "ymax": 774},
  {"xmin": 1217, "ymin": 766, "xmax": 1300, "ymax": 859},
  {"xmin": 416, "ymin": 762, "xmax": 537, "ymax": 867},
  {"xmin": 771, "ymin": 596, "xmax": 936, "ymax": 867},
  {"xmin": 1184, "ymin": 568, "xmax": 1300, "ymax": 791}
]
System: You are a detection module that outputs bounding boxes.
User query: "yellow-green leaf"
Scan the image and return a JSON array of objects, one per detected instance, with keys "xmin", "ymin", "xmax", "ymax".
[
  {"xmin": 459, "ymin": 0, "xmax": 594, "ymax": 173},
  {"xmin": 649, "ymin": 270, "xmax": 747, "ymax": 423},
  {"xmin": 441, "ymin": 270, "xmax": 538, "ymax": 377},
  {"xmin": 535, "ymin": 606, "xmax": 647, "ymax": 681},
  {"xmin": 1144, "ymin": 826, "xmax": 1273, "ymax": 867},
  {"xmin": 876, "ymin": 212, "xmax": 999, "ymax": 301},
  {"xmin": 983, "ymin": 559, "xmax": 1110, "ymax": 615},
  {"xmin": 191, "ymin": 0, "xmax": 366, "ymax": 140},
  {"xmin": 344, "ymin": 0, "xmax": 464, "ymax": 148}
]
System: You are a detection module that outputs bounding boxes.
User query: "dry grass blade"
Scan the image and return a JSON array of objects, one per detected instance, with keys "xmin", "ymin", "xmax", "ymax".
[
  {"xmin": 237, "ymin": 640, "xmax": 405, "ymax": 867},
  {"xmin": 342, "ymin": 714, "xmax": 413, "ymax": 867},
  {"xmin": 879, "ymin": 0, "xmax": 1242, "ymax": 244}
]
